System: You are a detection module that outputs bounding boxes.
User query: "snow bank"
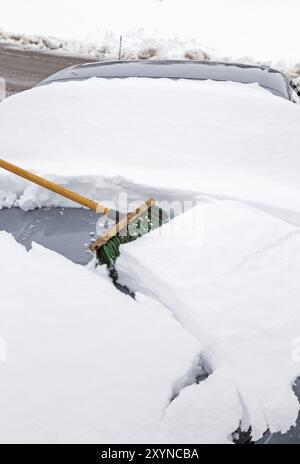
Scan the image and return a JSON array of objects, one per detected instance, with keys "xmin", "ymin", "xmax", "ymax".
[
  {"xmin": 0, "ymin": 232, "xmax": 214, "ymax": 443},
  {"xmin": 116, "ymin": 200, "xmax": 300, "ymax": 439},
  {"xmin": 1, "ymin": 78, "xmax": 300, "ymax": 222},
  {"xmin": 0, "ymin": 28, "xmax": 211, "ymax": 62}
]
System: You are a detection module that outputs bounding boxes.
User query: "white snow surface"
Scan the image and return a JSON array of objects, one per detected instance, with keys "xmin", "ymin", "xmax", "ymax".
[
  {"xmin": 1, "ymin": 77, "xmax": 300, "ymax": 221},
  {"xmin": 1, "ymin": 232, "xmax": 240, "ymax": 443},
  {"xmin": 117, "ymin": 200, "xmax": 300, "ymax": 439}
]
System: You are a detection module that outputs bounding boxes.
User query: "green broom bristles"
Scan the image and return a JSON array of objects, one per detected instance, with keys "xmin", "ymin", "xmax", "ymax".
[{"xmin": 96, "ymin": 205, "xmax": 168, "ymax": 267}]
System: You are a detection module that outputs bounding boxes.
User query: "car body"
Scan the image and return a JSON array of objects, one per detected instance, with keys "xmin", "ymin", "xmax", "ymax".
[
  {"xmin": 1, "ymin": 60, "xmax": 300, "ymax": 444},
  {"xmin": 2, "ymin": 59, "xmax": 299, "ymax": 253},
  {"xmin": 2, "ymin": 60, "xmax": 295, "ymax": 265}
]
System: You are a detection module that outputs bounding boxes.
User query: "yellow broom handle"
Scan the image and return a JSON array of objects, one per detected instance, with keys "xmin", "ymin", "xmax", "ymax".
[{"xmin": 0, "ymin": 159, "xmax": 109, "ymax": 214}]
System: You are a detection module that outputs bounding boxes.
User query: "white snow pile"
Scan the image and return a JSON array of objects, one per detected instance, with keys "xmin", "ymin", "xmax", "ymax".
[
  {"xmin": 1, "ymin": 76, "xmax": 300, "ymax": 442},
  {"xmin": 1, "ymin": 78, "xmax": 300, "ymax": 220},
  {"xmin": 0, "ymin": 232, "xmax": 211, "ymax": 444},
  {"xmin": 0, "ymin": 28, "xmax": 211, "ymax": 62},
  {"xmin": 117, "ymin": 200, "xmax": 300, "ymax": 439}
]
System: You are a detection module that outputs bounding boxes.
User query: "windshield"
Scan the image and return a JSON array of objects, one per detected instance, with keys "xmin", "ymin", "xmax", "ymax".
[{"xmin": 39, "ymin": 60, "xmax": 291, "ymax": 100}]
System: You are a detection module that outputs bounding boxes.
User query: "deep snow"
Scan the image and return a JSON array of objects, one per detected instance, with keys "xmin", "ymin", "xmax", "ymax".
[{"xmin": 1, "ymin": 75, "xmax": 300, "ymax": 442}]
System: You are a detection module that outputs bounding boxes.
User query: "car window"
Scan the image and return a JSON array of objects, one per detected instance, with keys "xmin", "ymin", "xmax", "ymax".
[{"xmin": 39, "ymin": 61, "xmax": 291, "ymax": 100}]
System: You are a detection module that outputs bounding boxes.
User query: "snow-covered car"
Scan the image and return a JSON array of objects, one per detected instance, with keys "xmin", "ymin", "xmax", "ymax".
[
  {"xmin": 0, "ymin": 60, "xmax": 300, "ymax": 444},
  {"xmin": 2, "ymin": 60, "xmax": 298, "ymax": 265}
]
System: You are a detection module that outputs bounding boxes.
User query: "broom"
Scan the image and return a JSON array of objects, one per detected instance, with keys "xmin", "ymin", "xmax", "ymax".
[{"xmin": 0, "ymin": 159, "xmax": 168, "ymax": 267}]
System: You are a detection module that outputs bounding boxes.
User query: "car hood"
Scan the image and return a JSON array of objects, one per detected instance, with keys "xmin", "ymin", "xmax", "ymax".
[{"xmin": 0, "ymin": 77, "xmax": 300, "ymax": 221}]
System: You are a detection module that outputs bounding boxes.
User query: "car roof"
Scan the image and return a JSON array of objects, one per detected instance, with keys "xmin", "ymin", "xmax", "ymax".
[{"xmin": 38, "ymin": 59, "xmax": 292, "ymax": 100}]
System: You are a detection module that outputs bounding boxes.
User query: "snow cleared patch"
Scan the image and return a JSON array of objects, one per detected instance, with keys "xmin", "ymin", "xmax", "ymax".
[
  {"xmin": 117, "ymin": 200, "xmax": 300, "ymax": 439},
  {"xmin": 1, "ymin": 78, "xmax": 300, "ymax": 220},
  {"xmin": 0, "ymin": 232, "xmax": 211, "ymax": 443}
]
